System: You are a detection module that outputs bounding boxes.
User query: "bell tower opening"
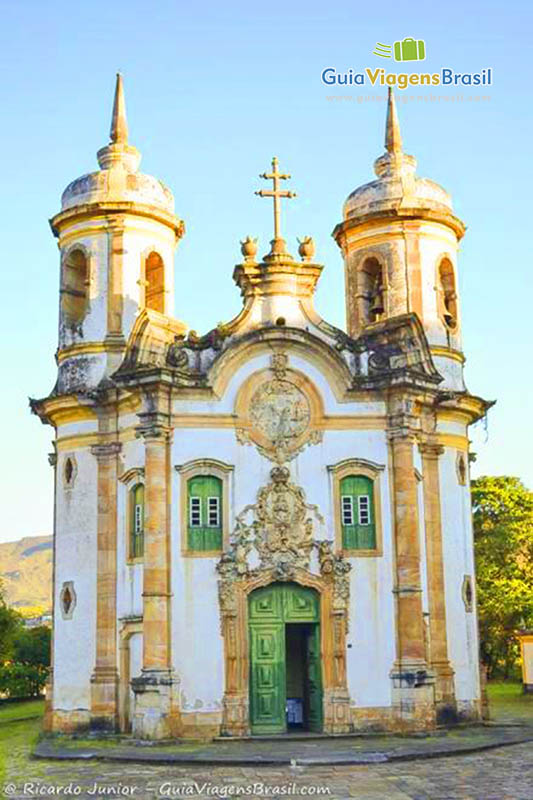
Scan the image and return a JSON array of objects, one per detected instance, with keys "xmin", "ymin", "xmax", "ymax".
[
  {"xmin": 145, "ymin": 251, "xmax": 165, "ymax": 313},
  {"xmin": 61, "ymin": 248, "xmax": 88, "ymax": 325},
  {"xmin": 438, "ymin": 258, "xmax": 458, "ymax": 330},
  {"xmin": 360, "ymin": 257, "xmax": 385, "ymax": 325}
]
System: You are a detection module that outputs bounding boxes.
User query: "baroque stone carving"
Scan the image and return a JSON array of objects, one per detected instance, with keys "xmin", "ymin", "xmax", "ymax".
[
  {"xmin": 237, "ymin": 352, "xmax": 323, "ymax": 463},
  {"xmin": 217, "ymin": 466, "xmax": 351, "ymax": 616}
]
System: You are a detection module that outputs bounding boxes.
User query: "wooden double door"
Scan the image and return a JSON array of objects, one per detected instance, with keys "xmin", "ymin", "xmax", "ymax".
[{"xmin": 249, "ymin": 583, "xmax": 323, "ymax": 734}]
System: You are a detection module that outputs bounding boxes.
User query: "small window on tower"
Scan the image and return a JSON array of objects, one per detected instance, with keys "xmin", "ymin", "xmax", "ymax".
[
  {"xmin": 438, "ymin": 258, "xmax": 458, "ymax": 330},
  {"xmin": 61, "ymin": 248, "xmax": 89, "ymax": 325},
  {"xmin": 145, "ymin": 251, "xmax": 165, "ymax": 313},
  {"xmin": 60, "ymin": 581, "xmax": 76, "ymax": 620}
]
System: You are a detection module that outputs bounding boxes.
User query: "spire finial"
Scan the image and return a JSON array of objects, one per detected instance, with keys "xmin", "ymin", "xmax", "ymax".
[
  {"xmin": 110, "ymin": 72, "xmax": 128, "ymax": 144},
  {"xmin": 385, "ymin": 87, "xmax": 402, "ymax": 155}
]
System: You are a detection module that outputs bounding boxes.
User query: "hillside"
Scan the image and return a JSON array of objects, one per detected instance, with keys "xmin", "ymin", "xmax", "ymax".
[{"xmin": 0, "ymin": 534, "xmax": 53, "ymax": 613}]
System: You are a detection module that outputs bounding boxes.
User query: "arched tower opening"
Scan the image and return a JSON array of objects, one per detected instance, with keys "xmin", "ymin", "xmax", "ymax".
[
  {"xmin": 61, "ymin": 248, "xmax": 88, "ymax": 325},
  {"xmin": 360, "ymin": 256, "xmax": 386, "ymax": 326},
  {"xmin": 437, "ymin": 258, "xmax": 458, "ymax": 330},
  {"xmin": 145, "ymin": 251, "xmax": 165, "ymax": 313}
]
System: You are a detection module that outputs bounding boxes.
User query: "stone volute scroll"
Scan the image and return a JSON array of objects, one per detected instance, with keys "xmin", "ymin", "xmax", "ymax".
[{"xmin": 235, "ymin": 352, "xmax": 323, "ymax": 463}]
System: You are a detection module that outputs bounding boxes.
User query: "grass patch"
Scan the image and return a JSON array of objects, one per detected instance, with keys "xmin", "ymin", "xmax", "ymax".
[
  {"xmin": 0, "ymin": 698, "xmax": 44, "ymax": 723},
  {"xmin": 488, "ymin": 681, "xmax": 533, "ymax": 722}
]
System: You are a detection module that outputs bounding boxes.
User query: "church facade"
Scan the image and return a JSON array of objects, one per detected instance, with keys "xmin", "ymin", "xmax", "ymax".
[{"xmin": 31, "ymin": 76, "xmax": 491, "ymax": 740}]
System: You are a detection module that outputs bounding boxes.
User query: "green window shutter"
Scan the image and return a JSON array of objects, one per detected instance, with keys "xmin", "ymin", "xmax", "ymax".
[
  {"xmin": 187, "ymin": 475, "xmax": 223, "ymax": 552},
  {"xmin": 340, "ymin": 475, "xmax": 376, "ymax": 550},
  {"xmin": 130, "ymin": 483, "xmax": 144, "ymax": 558}
]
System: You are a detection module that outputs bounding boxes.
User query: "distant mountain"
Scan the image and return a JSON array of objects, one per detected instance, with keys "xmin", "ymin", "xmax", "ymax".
[{"xmin": 0, "ymin": 535, "xmax": 53, "ymax": 613}]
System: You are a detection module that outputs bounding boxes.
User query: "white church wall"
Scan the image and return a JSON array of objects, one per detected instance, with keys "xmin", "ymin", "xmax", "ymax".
[
  {"xmin": 53, "ymin": 445, "xmax": 97, "ymax": 711},
  {"xmin": 439, "ymin": 445, "xmax": 480, "ymax": 708}
]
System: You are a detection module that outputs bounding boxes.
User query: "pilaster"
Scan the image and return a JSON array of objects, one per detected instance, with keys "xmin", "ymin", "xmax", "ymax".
[
  {"xmin": 132, "ymin": 389, "xmax": 180, "ymax": 739},
  {"xmin": 419, "ymin": 441, "xmax": 456, "ymax": 721},
  {"xmin": 89, "ymin": 440, "xmax": 122, "ymax": 731},
  {"xmin": 387, "ymin": 397, "xmax": 435, "ymax": 730}
]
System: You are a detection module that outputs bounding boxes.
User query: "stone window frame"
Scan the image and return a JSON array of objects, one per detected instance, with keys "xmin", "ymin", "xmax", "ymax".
[
  {"xmin": 62, "ymin": 453, "xmax": 78, "ymax": 490},
  {"xmin": 175, "ymin": 459, "xmax": 233, "ymax": 558},
  {"xmin": 59, "ymin": 580, "xmax": 76, "ymax": 620},
  {"xmin": 328, "ymin": 458, "xmax": 385, "ymax": 557},
  {"xmin": 456, "ymin": 450, "xmax": 468, "ymax": 486},
  {"xmin": 119, "ymin": 467, "xmax": 145, "ymax": 564}
]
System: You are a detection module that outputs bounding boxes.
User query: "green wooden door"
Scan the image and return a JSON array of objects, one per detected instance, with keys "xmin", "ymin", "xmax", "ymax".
[
  {"xmin": 306, "ymin": 624, "xmax": 323, "ymax": 731},
  {"xmin": 249, "ymin": 583, "xmax": 322, "ymax": 734}
]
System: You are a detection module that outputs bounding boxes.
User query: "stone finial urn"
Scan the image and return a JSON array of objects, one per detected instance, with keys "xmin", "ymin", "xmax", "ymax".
[
  {"xmin": 240, "ymin": 236, "xmax": 258, "ymax": 261},
  {"xmin": 298, "ymin": 236, "xmax": 315, "ymax": 262}
]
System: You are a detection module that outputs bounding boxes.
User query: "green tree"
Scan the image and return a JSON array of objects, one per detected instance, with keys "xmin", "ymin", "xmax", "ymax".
[
  {"xmin": 0, "ymin": 581, "xmax": 21, "ymax": 662},
  {"xmin": 472, "ymin": 476, "xmax": 533, "ymax": 679},
  {"xmin": 12, "ymin": 625, "xmax": 51, "ymax": 667}
]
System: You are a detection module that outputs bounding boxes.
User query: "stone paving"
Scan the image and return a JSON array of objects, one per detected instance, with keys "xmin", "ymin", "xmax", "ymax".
[{"xmin": 4, "ymin": 740, "xmax": 533, "ymax": 800}]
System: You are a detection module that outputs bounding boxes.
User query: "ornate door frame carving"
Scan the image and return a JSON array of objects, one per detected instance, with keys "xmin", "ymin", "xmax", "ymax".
[{"xmin": 217, "ymin": 465, "xmax": 353, "ymax": 736}]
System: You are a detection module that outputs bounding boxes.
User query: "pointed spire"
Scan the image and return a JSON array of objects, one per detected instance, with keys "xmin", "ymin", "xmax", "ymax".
[
  {"xmin": 110, "ymin": 73, "xmax": 128, "ymax": 144},
  {"xmin": 384, "ymin": 87, "xmax": 402, "ymax": 155}
]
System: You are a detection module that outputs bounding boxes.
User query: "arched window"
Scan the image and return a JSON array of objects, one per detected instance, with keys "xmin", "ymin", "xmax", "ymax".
[
  {"xmin": 130, "ymin": 484, "xmax": 144, "ymax": 558},
  {"xmin": 187, "ymin": 475, "xmax": 223, "ymax": 552},
  {"xmin": 438, "ymin": 258, "xmax": 458, "ymax": 330},
  {"xmin": 61, "ymin": 248, "xmax": 88, "ymax": 324},
  {"xmin": 360, "ymin": 257, "xmax": 385, "ymax": 325},
  {"xmin": 340, "ymin": 474, "xmax": 376, "ymax": 550},
  {"xmin": 145, "ymin": 251, "xmax": 165, "ymax": 313}
]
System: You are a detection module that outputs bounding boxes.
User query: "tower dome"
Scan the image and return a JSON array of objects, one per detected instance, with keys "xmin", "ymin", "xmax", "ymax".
[
  {"xmin": 60, "ymin": 74, "xmax": 175, "ymax": 214},
  {"xmin": 342, "ymin": 88, "xmax": 459, "ymax": 228}
]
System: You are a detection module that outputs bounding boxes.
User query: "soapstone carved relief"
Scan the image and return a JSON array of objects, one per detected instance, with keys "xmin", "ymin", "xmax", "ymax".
[
  {"xmin": 236, "ymin": 352, "xmax": 323, "ymax": 463},
  {"xmin": 217, "ymin": 465, "xmax": 351, "ymax": 619}
]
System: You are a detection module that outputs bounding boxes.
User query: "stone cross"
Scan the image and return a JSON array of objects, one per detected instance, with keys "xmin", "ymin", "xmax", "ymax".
[{"xmin": 255, "ymin": 157, "xmax": 296, "ymax": 243}]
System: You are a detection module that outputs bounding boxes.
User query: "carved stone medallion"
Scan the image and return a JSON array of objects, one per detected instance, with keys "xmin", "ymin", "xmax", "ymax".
[
  {"xmin": 236, "ymin": 352, "xmax": 322, "ymax": 463},
  {"xmin": 250, "ymin": 380, "xmax": 310, "ymax": 443}
]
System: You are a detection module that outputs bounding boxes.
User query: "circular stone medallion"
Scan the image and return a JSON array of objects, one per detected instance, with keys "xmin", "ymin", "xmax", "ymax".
[{"xmin": 249, "ymin": 379, "xmax": 311, "ymax": 444}]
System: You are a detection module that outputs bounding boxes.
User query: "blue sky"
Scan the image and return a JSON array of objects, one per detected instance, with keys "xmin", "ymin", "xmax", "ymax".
[{"xmin": 1, "ymin": 0, "xmax": 531, "ymax": 543}]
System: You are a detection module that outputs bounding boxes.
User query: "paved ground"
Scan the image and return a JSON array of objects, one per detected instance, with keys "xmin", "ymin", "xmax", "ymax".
[
  {"xmin": 33, "ymin": 724, "xmax": 533, "ymax": 765},
  {"xmin": 3, "ymin": 739, "xmax": 533, "ymax": 799}
]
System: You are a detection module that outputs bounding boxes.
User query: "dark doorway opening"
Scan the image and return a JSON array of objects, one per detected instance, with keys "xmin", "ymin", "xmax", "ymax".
[{"xmin": 285, "ymin": 623, "xmax": 319, "ymax": 731}]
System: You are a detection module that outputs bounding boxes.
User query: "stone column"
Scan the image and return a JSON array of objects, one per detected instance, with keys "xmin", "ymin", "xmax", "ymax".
[
  {"xmin": 388, "ymin": 422, "xmax": 435, "ymax": 730},
  {"xmin": 419, "ymin": 442, "xmax": 456, "ymax": 721},
  {"xmin": 90, "ymin": 441, "xmax": 122, "ymax": 731},
  {"xmin": 132, "ymin": 393, "xmax": 179, "ymax": 739}
]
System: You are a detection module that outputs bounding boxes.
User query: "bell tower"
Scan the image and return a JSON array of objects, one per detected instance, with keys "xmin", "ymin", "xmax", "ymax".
[
  {"xmin": 333, "ymin": 89, "xmax": 466, "ymax": 391},
  {"xmin": 50, "ymin": 74, "xmax": 184, "ymax": 394}
]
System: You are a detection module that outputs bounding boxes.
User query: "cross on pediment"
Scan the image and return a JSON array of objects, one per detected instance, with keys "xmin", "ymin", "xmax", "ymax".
[{"xmin": 255, "ymin": 157, "xmax": 297, "ymax": 248}]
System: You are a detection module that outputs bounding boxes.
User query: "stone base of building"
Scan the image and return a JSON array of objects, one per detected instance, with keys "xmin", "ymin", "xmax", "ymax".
[
  {"xmin": 323, "ymin": 688, "xmax": 352, "ymax": 734},
  {"xmin": 131, "ymin": 669, "xmax": 180, "ymax": 740},
  {"xmin": 220, "ymin": 691, "xmax": 249, "ymax": 737},
  {"xmin": 433, "ymin": 662, "xmax": 458, "ymax": 725},
  {"xmin": 456, "ymin": 698, "xmax": 482, "ymax": 722},
  {"xmin": 181, "ymin": 711, "xmax": 223, "ymax": 740},
  {"xmin": 90, "ymin": 666, "xmax": 119, "ymax": 731},
  {"xmin": 389, "ymin": 667, "xmax": 437, "ymax": 732},
  {"xmin": 47, "ymin": 709, "xmax": 92, "ymax": 733}
]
